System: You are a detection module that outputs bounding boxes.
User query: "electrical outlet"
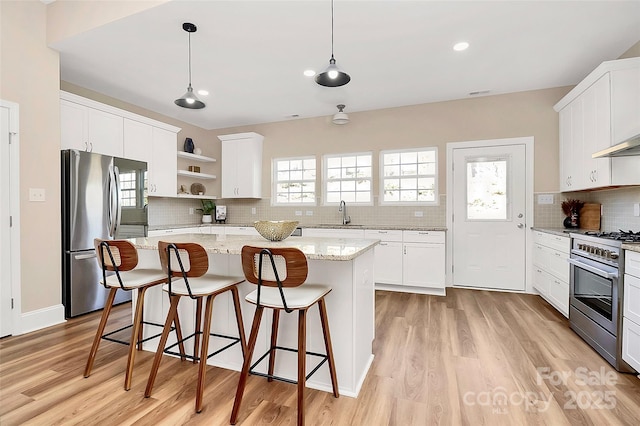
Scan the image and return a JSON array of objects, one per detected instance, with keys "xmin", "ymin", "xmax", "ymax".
[
  {"xmin": 189, "ymin": 207, "xmax": 194, "ymax": 215},
  {"xmin": 295, "ymin": 210, "xmax": 302, "ymax": 216},
  {"xmin": 252, "ymin": 207, "xmax": 256, "ymax": 215},
  {"xmin": 634, "ymin": 203, "xmax": 640, "ymax": 217},
  {"xmin": 306, "ymin": 210, "xmax": 313, "ymax": 216},
  {"xmin": 414, "ymin": 211, "xmax": 423, "ymax": 217},
  {"xmin": 537, "ymin": 194, "xmax": 554, "ymax": 204},
  {"xmin": 29, "ymin": 188, "xmax": 45, "ymax": 202}
]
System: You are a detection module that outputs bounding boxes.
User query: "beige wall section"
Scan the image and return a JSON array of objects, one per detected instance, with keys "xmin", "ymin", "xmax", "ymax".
[
  {"xmin": 619, "ymin": 40, "xmax": 640, "ymax": 59},
  {"xmin": 214, "ymin": 87, "xmax": 571, "ymax": 197},
  {"xmin": 47, "ymin": 0, "xmax": 167, "ymax": 44},
  {"xmin": 1, "ymin": 1, "xmax": 61, "ymax": 312}
]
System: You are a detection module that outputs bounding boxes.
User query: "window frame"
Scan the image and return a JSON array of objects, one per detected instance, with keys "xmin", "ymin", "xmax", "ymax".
[
  {"xmin": 378, "ymin": 147, "xmax": 439, "ymax": 206},
  {"xmin": 322, "ymin": 151, "xmax": 374, "ymax": 206},
  {"xmin": 271, "ymin": 155, "xmax": 317, "ymax": 206}
]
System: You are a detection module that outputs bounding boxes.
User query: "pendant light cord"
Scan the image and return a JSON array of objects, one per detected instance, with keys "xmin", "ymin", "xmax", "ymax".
[
  {"xmin": 331, "ymin": 0, "xmax": 335, "ymax": 59},
  {"xmin": 188, "ymin": 31, "xmax": 192, "ymax": 87}
]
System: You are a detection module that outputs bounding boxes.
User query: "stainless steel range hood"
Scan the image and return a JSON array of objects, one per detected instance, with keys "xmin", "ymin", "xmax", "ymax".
[{"xmin": 592, "ymin": 134, "xmax": 640, "ymax": 158}]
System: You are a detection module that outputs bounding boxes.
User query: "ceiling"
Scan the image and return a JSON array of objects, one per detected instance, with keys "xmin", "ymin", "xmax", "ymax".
[{"xmin": 51, "ymin": 1, "xmax": 640, "ymax": 130}]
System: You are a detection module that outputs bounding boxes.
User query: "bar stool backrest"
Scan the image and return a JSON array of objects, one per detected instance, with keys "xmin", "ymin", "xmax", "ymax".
[
  {"xmin": 241, "ymin": 246, "xmax": 308, "ymax": 288},
  {"xmin": 94, "ymin": 239, "xmax": 138, "ymax": 272},
  {"xmin": 158, "ymin": 241, "xmax": 209, "ymax": 278}
]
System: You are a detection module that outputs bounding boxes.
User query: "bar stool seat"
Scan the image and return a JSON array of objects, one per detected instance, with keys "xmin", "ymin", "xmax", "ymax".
[
  {"xmin": 164, "ymin": 274, "xmax": 245, "ymax": 296},
  {"xmin": 245, "ymin": 284, "xmax": 331, "ymax": 310},
  {"xmin": 102, "ymin": 269, "xmax": 167, "ymax": 289}
]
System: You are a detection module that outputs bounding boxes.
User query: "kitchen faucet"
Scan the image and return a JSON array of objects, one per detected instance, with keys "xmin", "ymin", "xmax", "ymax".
[{"xmin": 339, "ymin": 200, "xmax": 351, "ymax": 225}]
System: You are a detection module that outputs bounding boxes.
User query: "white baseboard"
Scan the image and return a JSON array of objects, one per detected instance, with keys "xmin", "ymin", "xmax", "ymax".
[{"xmin": 18, "ymin": 304, "xmax": 66, "ymax": 335}]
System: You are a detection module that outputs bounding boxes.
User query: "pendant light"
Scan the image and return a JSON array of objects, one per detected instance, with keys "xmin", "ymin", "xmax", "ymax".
[
  {"xmin": 315, "ymin": 0, "xmax": 350, "ymax": 87},
  {"xmin": 332, "ymin": 104, "xmax": 350, "ymax": 125},
  {"xmin": 175, "ymin": 22, "xmax": 205, "ymax": 109}
]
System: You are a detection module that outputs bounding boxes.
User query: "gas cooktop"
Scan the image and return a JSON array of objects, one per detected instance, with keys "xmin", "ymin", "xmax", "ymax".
[{"xmin": 583, "ymin": 230, "xmax": 640, "ymax": 243}]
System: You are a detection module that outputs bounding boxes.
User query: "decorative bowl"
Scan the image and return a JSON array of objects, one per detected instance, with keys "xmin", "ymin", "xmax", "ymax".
[{"xmin": 254, "ymin": 220, "xmax": 299, "ymax": 241}]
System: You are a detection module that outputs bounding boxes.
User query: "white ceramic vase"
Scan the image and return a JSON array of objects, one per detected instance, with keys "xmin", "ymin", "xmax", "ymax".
[{"xmin": 202, "ymin": 214, "xmax": 212, "ymax": 224}]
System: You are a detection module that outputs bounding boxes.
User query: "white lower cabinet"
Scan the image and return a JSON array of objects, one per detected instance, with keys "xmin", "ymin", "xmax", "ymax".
[
  {"xmin": 365, "ymin": 229, "xmax": 445, "ymax": 296},
  {"xmin": 532, "ymin": 231, "xmax": 570, "ymax": 317},
  {"xmin": 365, "ymin": 230, "xmax": 403, "ymax": 285},
  {"xmin": 623, "ymin": 252, "xmax": 640, "ymax": 373},
  {"xmin": 303, "ymin": 228, "xmax": 365, "ymax": 239}
]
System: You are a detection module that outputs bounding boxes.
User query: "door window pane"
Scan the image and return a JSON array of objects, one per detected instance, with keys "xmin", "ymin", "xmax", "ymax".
[{"xmin": 466, "ymin": 158, "xmax": 508, "ymax": 220}]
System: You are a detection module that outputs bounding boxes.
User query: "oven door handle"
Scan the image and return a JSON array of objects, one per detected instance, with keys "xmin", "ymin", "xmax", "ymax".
[{"xmin": 567, "ymin": 258, "xmax": 618, "ymax": 279}]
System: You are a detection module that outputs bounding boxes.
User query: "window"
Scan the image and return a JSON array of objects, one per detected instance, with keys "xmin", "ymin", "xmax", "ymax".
[
  {"xmin": 272, "ymin": 156, "xmax": 316, "ymax": 205},
  {"xmin": 466, "ymin": 157, "xmax": 508, "ymax": 220},
  {"xmin": 119, "ymin": 170, "xmax": 147, "ymax": 208},
  {"xmin": 324, "ymin": 152, "xmax": 372, "ymax": 204},
  {"xmin": 380, "ymin": 148, "xmax": 437, "ymax": 205},
  {"xmin": 119, "ymin": 171, "xmax": 138, "ymax": 207}
]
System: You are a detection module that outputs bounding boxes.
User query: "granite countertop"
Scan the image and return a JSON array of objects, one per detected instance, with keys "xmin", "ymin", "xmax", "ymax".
[
  {"xmin": 130, "ymin": 234, "xmax": 379, "ymax": 261},
  {"xmin": 622, "ymin": 243, "xmax": 640, "ymax": 253},
  {"xmin": 149, "ymin": 223, "xmax": 446, "ymax": 232}
]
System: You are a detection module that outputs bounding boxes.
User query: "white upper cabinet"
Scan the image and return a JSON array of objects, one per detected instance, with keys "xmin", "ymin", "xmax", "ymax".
[
  {"xmin": 219, "ymin": 132, "xmax": 263, "ymax": 199},
  {"xmin": 61, "ymin": 99, "xmax": 124, "ymax": 157},
  {"xmin": 62, "ymin": 91, "xmax": 181, "ymax": 197},
  {"xmin": 610, "ymin": 67, "xmax": 640, "ymax": 145},
  {"xmin": 555, "ymin": 58, "xmax": 640, "ymax": 191},
  {"xmin": 150, "ymin": 127, "xmax": 178, "ymax": 197}
]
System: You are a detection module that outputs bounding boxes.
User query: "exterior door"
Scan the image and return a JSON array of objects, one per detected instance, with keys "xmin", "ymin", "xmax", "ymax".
[{"xmin": 452, "ymin": 144, "xmax": 527, "ymax": 291}]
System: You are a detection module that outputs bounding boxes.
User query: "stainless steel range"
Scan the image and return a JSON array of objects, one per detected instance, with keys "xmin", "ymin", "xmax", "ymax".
[{"xmin": 568, "ymin": 231, "xmax": 639, "ymax": 373}]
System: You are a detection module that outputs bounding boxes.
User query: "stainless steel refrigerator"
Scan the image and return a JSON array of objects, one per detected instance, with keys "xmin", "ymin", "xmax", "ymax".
[{"xmin": 61, "ymin": 149, "xmax": 148, "ymax": 318}]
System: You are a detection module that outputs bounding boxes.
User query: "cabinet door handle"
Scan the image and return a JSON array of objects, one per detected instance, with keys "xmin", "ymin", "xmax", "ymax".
[{"xmin": 379, "ymin": 242, "xmax": 388, "ymax": 246}]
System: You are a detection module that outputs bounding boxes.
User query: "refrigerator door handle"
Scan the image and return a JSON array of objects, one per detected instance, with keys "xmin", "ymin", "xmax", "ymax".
[
  {"xmin": 74, "ymin": 252, "xmax": 97, "ymax": 260},
  {"xmin": 113, "ymin": 165, "xmax": 122, "ymax": 238},
  {"xmin": 107, "ymin": 164, "xmax": 117, "ymax": 238}
]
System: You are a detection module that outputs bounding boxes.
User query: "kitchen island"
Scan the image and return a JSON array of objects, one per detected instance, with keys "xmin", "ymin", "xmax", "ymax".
[{"xmin": 129, "ymin": 233, "xmax": 378, "ymax": 397}]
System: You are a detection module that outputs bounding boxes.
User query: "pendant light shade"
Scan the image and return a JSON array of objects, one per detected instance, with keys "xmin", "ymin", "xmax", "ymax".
[
  {"xmin": 315, "ymin": 0, "xmax": 350, "ymax": 87},
  {"xmin": 332, "ymin": 104, "xmax": 350, "ymax": 125},
  {"xmin": 175, "ymin": 22, "xmax": 205, "ymax": 109}
]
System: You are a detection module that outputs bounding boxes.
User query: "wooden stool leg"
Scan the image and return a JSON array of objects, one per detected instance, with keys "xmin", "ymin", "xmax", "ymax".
[
  {"xmin": 230, "ymin": 286, "xmax": 247, "ymax": 356},
  {"xmin": 84, "ymin": 287, "xmax": 118, "ymax": 378},
  {"xmin": 171, "ymin": 294, "xmax": 186, "ymax": 361},
  {"xmin": 193, "ymin": 297, "xmax": 203, "ymax": 364},
  {"xmin": 196, "ymin": 294, "xmax": 216, "ymax": 413},
  {"xmin": 123, "ymin": 286, "xmax": 147, "ymax": 390},
  {"xmin": 137, "ymin": 291, "xmax": 145, "ymax": 351},
  {"xmin": 230, "ymin": 306, "xmax": 264, "ymax": 425},
  {"xmin": 145, "ymin": 294, "xmax": 180, "ymax": 398},
  {"xmin": 297, "ymin": 308, "xmax": 307, "ymax": 426},
  {"xmin": 268, "ymin": 309, "xmax": 280, "ymax": 382},
  {"xmin": 318, "ymin": 298, "xmax": 339, "ymax": 398}
]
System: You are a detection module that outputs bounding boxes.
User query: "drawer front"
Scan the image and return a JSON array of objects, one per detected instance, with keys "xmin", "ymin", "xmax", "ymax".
[
  {"xmin": 533, "ymin": 231, "xmax": 570, "ymax": 253},
  {"xmin": 626, "ymin": 251, "xmax": 640, "ymax": 279},
  {"xmin": 533, "ymin": 244, "xmax": 569, "ymax": 282},
  {"xmin": 403, "ymin": 230, "xmax": 445, "ymax": 244},
  {"xmin": 364, "ymin": 229, "xmax": 403, "ymax": 242},
  {"xmin": 622, "ymin": 317, "xmax": 640, "ymax": 373},
  {"xmin": 547, "ymin": 273, "xmax": 569, "ymax": 318},
  {"xmin": 533, "ymin": 266, "xmax": 549, "ymax": 297},
  {"xmin": 624, "ymin": 274, "xmax": 640, "ymax": 325}
]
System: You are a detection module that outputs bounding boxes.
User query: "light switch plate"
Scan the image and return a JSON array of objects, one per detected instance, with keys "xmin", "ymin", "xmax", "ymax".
[
  {"xmin": 634, "ymin": 203, "xmax": 640, "ymax": 217},
  {"xmin": 29, "ymin": 188, "xmax": 45, "ymax": 202},
  {"xmin": 537, "ymin": 194, "xmax": 554, "ymax": 204},
  {"xmin": 414, "ymin": 211, "xmax": 423, "ymax": 217},
  {"xmin": 305, "ymin": 211, "xmax": 313, "ymax": 216},
  {"xmin": 295, "ymin": 210, "xmax": 302, "ymax": 216}
]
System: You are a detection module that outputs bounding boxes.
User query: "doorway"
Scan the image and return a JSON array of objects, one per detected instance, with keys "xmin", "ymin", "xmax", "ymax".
[
  {"xmin": 447, "ymin": 137, "xmax": 533, "ymax": 292},
  {"xmin": 1, "ymin": 100, "xmax": 21, "ymax": 337}
]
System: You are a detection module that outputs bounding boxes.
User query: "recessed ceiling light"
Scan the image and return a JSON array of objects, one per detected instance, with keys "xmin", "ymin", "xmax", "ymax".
[
  {"xmin": 303, "ymin": 69, "xmax": 316, "ymax": 77},
  {"xmin": 197, "ymin": 90, "xmax": 209, "ymax": 96},
  {"xmin": 453, "ymin": 42, "xmax": 469, "ymax": 51}
]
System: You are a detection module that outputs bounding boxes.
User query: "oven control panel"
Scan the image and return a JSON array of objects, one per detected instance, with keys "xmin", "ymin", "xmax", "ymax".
[{"xmin": 576, "ymin": 243, "xmax": 619, "ymax": 260}]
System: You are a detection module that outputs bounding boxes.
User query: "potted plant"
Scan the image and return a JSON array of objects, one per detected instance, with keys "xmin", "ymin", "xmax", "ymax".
[{"xmin": 197, "ymin": 199, "xmax": 215, "ymax": 224}]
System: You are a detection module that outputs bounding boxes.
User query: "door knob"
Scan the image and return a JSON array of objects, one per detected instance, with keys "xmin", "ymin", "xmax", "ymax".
[{"xmin": 517, "ymin": 223, "xmax": 525, "ymax": 229}]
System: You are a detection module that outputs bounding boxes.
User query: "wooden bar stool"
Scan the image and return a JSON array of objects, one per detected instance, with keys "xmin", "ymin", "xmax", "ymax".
[
  {"xmin": 85, "ymin": 239, "xmax": 185, "ymax": 391},
  {"xmin": 145, "ymin": 241, "xmax": 248, "ymax": 413},
  {"xmin": 230, "ymin": 246, "xmax": 339, "ymax": 426}
]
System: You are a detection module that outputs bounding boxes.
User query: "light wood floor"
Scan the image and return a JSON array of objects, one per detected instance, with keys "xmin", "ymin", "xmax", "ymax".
[{"xmin": 1, "ymin": 289, "xmax": 639, "ymax": 425}]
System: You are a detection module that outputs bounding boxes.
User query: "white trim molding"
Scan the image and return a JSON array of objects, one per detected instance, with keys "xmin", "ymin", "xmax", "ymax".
[{"xmin": 18, "ymin": 304, "xmax": 66, "ymax": 335}]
